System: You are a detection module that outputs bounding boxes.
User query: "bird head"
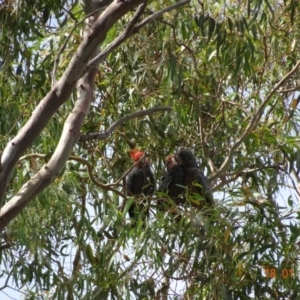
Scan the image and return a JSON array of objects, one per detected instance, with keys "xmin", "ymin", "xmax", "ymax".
[
  {"xmin": 166, "ymin": 155, "xmax": 176, "ymax": 163},
  {"xmin": 166, "ymin": 155, "xmax": 177, "ymax": 172},
  {"xmin": 130, "ymin": 149, "xmax": 144, "ymax": 161},
  {"xmin": 130, "ymin": 149, "xmax": 148, "ymax": 167},
  {"xmin": 175, "ymin": 148, "xmax": 198, "ymax": 168}
]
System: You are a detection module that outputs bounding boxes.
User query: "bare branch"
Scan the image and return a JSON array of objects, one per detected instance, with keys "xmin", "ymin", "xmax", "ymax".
[
  {"xmin": 0, "ymin": 82, "xmax": 93, "ymax": 230},
  {"xmin": 211, "ymin": 163, "xmax": 285, "ymax": 191},
  {"xmin": 220, "ymin": 95, "xmax": 250, "ymax": 116},
  {"xmin": 0, "ymin": 270, "xmax": 12, "ymax": 291},
  {"xmin": 68, "ymin": 156, "xmax": 126, "ymax": 197},
  {"xmin": 82, "ymin": 1, "xmax": 148, "ymax": 73},
  {"xmin": 210, "ymin": 60, "xmax": 300, "ymax": 181},
  {"xmin": 0, "ymin": 41, "xmax": 98, "ymax": 228},
  {"xmin": 83, "ymin": 0, "xmax": 190, "ymax": 74},
  {"xmin": 82, "ymin": 0, "xmax": 113, "ymax": 13},
  {"xmin": 279, "ymin": 85, "xmax": 300, "ymax": 93},
  {"xmin": 0, "ymin": 0, "xmax": 144, "ymax": 206},
  {"xmin": 124, "ymin": 0, "xmax": 147, "ymax": 34},
  {"xmin": 18, "ymin": 153, "xmax": 126, "ymax": 197},
  {"xmin": 71, "ymin": 246, "xmax": 81, "ymax": 282},
  {"xmin": 80, "ymin": 106, "xmax": 172, "ymax": 141},
  {"xmin": 18, "ymin": 151, "xmax": 146, "ymax": 197},
  {"xmin": 52, "ymin": 7, "xmax": 103, "ymax": 86},
  {"xmin": 211, "ymin": 174, "xmax": 239, "ymax": 192},
  {"xmin": 135, "ymin": 0, "xmax": 190, "ymax": 32},
  {"xmin": 19, "ymin": 153, "xmax": 46, "ymax": 161}
]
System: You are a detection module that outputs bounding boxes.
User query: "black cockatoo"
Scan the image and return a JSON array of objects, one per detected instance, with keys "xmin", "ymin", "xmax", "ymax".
[
  {"xmin": 159, "ymin": 155, "xmax": 185, "ymax": 204},
  {"xmin": 175, "ymin": 148, "xmax": 214, "ymax": 208},
  {"xmin": 125, "ymin": 149, "xmax": 155, "ymax": 220}
]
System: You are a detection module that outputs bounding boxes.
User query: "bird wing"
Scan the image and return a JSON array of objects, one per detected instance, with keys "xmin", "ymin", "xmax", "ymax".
[
  {"xmin": 159, "ymin": 174, "xmax": 173, "ymax": 192},
  {"xmin": 126, "ymin": 165, "xmax": 154, "ymax": 196},
  {"xmin": 125, "ymin": 167, "xmax": 137, "ymax": 196},
  {"xmin": 189, "ymin": 168, "xmax": 214, "ymax": 205}
]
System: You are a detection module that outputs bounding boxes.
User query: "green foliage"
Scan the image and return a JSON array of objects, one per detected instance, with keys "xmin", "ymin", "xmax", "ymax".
[{"xmin": 1, "ymin": 0, "xmax": 300, "ymax": 299}]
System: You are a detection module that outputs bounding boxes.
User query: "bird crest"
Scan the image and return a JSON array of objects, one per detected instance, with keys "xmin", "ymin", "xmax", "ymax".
[
  {"xmin": 130, "ymin": 149, "xmax": 145, "ymax": 161},
  {"xmin": 165, "ymin": 155, "xmax": 178, "ymax": 173},
  {"xmin": 130, "ymin": 149, "xmax": 149, "ymax": 167},
  {"xmin": 166, "ymin": 155, "xmax": 177, "ymax": 165}
]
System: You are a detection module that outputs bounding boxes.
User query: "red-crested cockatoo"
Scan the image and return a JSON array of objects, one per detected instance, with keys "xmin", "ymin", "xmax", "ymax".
[
  {"xmin": 174, "ymin": 148, "xmax": 214, "ymax": 208},
  {"xmin": 126, "ymin": 149, "xmax": 155, "ymax": 222},
  {"xmin": 159, "ymin": 155, "xmax": 185, "ymax": 204}
]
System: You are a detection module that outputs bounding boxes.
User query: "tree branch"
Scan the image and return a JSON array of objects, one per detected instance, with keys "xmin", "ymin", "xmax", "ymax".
[
  {"xmin": 279, "ymin": 85, "xmax": 300, "ymax": 93},
  {"xmin": 17, "ymin": 152, "xmax": 142, "ymax": 198},
  {"xmin": 80, "ymin": 106, "xmax": 172, "ymax": 141},
  {"xmin": 52, "ymin": 7, "xmax": 104, "ymax": 86},
  {"xmin": 0, "ymin": 0, "xmax": 105, "ymax": 230},
  {"xmin": 124, "ymin": 0, "xmax": 147, "ymax": 34},
  {"xmin": 0, "ymin": 0, "xmax": 144, "ymax": 206},
  {"xmin": 68, "ymin": 156, "xmax": 126, "ymax": 197},
  {"xmin": 0, "ymin": 82, "xmax": 94, "ymax": 230},
  {"xmin": 210, "ymin": 60, "xmax": 300, "ymax": 181},
  {"xmin": 82, "ymin": 0, "xmax": 190, "ymax": 75},
  {"xmin": 81, "ymin": 0, "xmax": 113, "ymax": 14},
  {"xmin": 134, "ymin": 0, "xmax": 190, "ymax": 32},
  {"xmin": 211, "ymin": 174, "xmax": 239, "ymax": 192}
]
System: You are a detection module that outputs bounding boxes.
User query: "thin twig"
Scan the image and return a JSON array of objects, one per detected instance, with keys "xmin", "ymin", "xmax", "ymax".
[
  {"xmin": 0, "ymin": 270, "xmax": 11, "ymax": 291},
  {"xmin": 124, "ymin": 1, "xmax": 147, "ymax": 35},
  {"xmin": 212, "ymin": 174, "xmax": 240, "ymax": 191},
  {"xmin": 220, "ymin": 96, "xmax": 250, "ymax": 116},
  {"xmin": 279, "ymin": 85, "xmax": 300, "ymax": 93},
  {"xmin": 18, "ymin": 153, "xmax": 126, "ymax": 197}
]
